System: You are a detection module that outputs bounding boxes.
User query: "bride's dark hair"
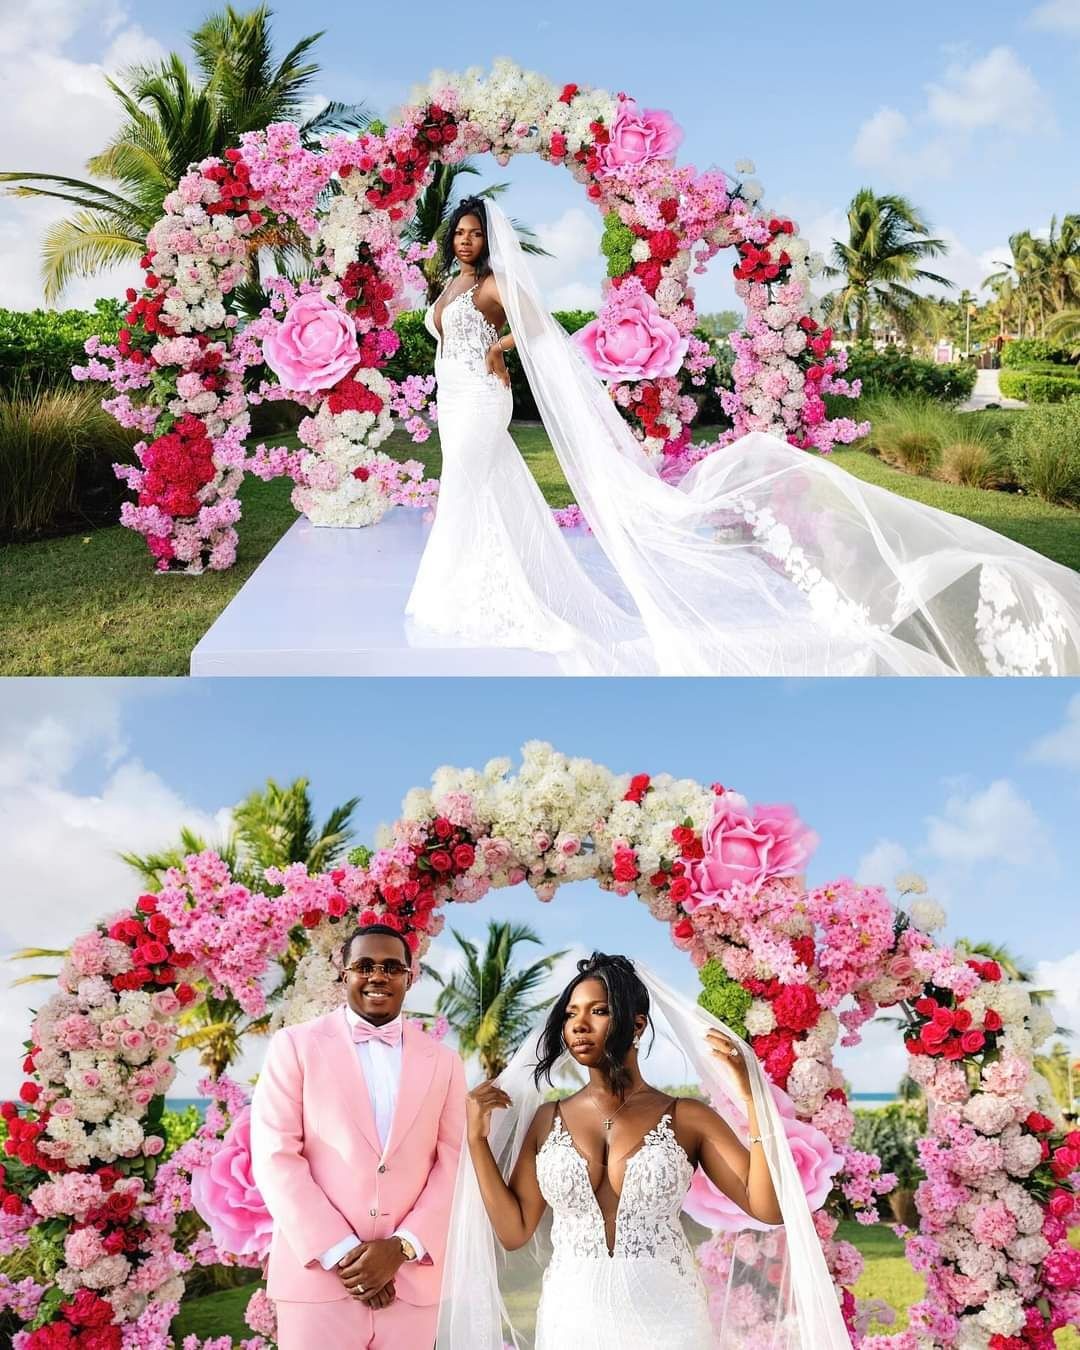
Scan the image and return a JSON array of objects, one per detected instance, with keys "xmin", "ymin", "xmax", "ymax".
[
  {"xmin": 533, "ymin": 952, "xmax": 651, "ymax": 1097},
  {"xmin": 441, "ymin": 195, "xmax": 492, "ymax": 277}
]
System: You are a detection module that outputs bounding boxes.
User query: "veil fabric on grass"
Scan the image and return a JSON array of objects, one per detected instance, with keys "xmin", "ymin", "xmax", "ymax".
[
  {"xmin": 416, "ymin": 200, "xmax": 1080, "ymax": 675},
  {"xmin": 434, "ymin": 960, "xmax": 852, "ymax": 1350}
]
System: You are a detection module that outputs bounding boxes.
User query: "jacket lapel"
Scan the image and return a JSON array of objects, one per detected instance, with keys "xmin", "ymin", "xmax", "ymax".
[
  {"xmin": 317, "ymin": 1007, "xmax": 382, "ymax": 1156},
  {"xmin": 384, "ymin": 1019, "xmax": 438, "ymax": 1160}
]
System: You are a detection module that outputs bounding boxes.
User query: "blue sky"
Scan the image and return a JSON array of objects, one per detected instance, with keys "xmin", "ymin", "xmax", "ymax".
[
  {"xmin": 3, "ymin": 0, "xmax": 1078, "ymax": 311},
  {"xmin": 1, "ymin": 677, "xmax": 1079, "ymax": 1094}
]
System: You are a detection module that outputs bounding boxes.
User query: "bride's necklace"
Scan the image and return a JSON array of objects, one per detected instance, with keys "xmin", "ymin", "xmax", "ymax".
[{"xmin": 586, "ymin": 1084, "xmax": 647, "ymax": 1132}]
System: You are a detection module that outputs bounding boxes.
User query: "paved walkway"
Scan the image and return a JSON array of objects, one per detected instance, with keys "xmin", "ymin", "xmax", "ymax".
[{"xmin": 959, "ymin": 368, "xmax": 1027, "ymax": 412}]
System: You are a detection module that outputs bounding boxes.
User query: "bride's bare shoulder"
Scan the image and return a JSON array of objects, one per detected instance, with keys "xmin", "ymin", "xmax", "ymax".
[{"xmin": 527, "ymin": 1099, "xmax": 560, "ymax": 1148}]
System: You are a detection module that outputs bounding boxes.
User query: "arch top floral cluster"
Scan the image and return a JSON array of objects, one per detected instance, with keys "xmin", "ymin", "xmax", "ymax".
[
  {"xmin": 2, "ymin": 744, "xmax": 1076, "ymax": 1350},
  {"xmin": 76, "ymin": 60, "xmax": 868, "ymax": 574}
]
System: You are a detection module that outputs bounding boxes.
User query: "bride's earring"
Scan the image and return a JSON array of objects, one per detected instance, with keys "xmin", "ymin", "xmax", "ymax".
[{"xmin": 632, "ymin": 1032, "xmax": 642, "ymax": 1049}]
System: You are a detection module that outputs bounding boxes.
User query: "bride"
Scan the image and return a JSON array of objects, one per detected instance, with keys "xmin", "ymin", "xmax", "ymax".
[
  {"xmin": 405, "ymin": 196, "xmax": 1080, "ymax": 676},
  {"xmin": 436, "ymin": 954, "xmax": 852, "ymax": 1349}
]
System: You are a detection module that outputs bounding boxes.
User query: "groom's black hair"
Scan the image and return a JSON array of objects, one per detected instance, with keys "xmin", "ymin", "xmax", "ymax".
[
  {"xmin": 339, "ymin": 924, "xmax": 413, "ymax": 970},
  {"xmin": 441, "ymin": 195, "xmax": 492, "ymax": 278},
  {"xmin": 534, "ymin": 953, "xmax": 651, "ymax": 1097}
]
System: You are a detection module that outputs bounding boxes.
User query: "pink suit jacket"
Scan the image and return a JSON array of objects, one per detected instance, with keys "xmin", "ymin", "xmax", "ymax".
[{"xmin": 250, "ymin": 1009, "xmax": 466, "ymax": 1305}]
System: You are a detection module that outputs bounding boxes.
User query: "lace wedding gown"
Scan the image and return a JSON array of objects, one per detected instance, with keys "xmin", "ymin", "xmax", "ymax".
[
  {"xmin": 533, "ymin": 1107, "xmax": 714, "ymax": 1349},
  {"xmin": 404, "ymin": 203, "xmax": 1080, "ymax": 675}
]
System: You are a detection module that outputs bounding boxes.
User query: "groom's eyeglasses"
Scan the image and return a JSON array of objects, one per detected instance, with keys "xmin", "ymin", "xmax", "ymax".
[{"xmin": 344, "ymin": 959, "xmax": 410, "ymax": 978}]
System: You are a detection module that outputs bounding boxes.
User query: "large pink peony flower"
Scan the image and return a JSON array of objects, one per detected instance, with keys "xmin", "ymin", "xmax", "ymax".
[
  {"xmin": 683, "ymin": 1084, "xmax": 842, "ymax": 1233},
  {"xmin": 189, "ymin": 1105, "xmax": 273, "ymax": 1259},
  {"xmin": 262, "ymin": 292, "xmax": 359, "ymax": 392},
  {"xmin": 597, "ymin": 97, "xmax": 683, "ymax": 172},
  {"xmin": 686, "ymin": 795, "xmax": 818, "ymax": 911},
  {"xmin": 575, "ymin": 291, "xmax": 688, "ymax": 381}
]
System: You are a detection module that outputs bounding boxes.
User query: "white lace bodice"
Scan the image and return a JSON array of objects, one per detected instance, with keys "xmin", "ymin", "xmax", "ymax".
[
  {"xmin": 536, "ymin": 1111, "xmax": 697, "ymax": 1274},
  {"xmin": 425, "ymin": 283, "xmax": 501, "ymax": 377}
]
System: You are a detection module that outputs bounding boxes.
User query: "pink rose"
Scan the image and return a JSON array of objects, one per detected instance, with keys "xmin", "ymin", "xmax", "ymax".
[
  {"xmin": 189, "ymin": 1105, "xmax": 273, "ymax": 1259},
  {"xmin": 684, "ymin": 1083, "xmax": 841, "ymax": 1232},
  {"xmin": 262, "ymin": 293, "xmax": 359, "ymax": 392},
  {"xmin": 576, "ymin": 291, "xmax": 688, "ymax": 381},
  {"xmin": 596, "ymin": 97, "xmax": 683, "ymax": 172},
  {"xmin": 686, "ymin": 795, "xmax": 817, "ymax": 911},
  {"xmin": 481, "ymin": 837, "xmax": 513, "ymax": 869}
]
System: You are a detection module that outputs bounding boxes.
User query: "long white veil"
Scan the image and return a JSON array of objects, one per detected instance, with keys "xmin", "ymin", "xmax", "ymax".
[
  {"xmin": 484, "ymin": 200, "xmax": 1080, "ymax": 676},
  {"xmin": 435, "ymin": 960, "xmax": 852, "ymax": 1349}
]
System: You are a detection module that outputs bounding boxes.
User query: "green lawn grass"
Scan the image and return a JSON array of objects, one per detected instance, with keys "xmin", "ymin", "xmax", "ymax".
[
  {"xmin": 167, "ymin": 1222, "xmax": 1080, "ymax": 1346},
  {"xmin": 2, "ymin": 424, "xmax": 1076, "ymax": 676}
]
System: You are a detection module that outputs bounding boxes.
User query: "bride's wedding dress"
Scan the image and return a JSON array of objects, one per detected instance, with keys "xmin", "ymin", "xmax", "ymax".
[
  {"xmin": 533, "ymin": 1105, "xmax": 713, "ymax": 1349},
  {"xmin": 406, "ymin": 202, "xmax": 1080, "ymax": 675}
]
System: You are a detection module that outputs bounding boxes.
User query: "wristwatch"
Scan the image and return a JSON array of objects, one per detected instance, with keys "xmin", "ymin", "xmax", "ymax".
[{"xmin": 398, "ymin": 1236, "xmax": 417, "ymax": 1262}]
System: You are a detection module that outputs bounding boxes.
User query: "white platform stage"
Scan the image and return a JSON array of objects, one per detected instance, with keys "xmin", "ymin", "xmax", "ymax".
[{"xmin": 190, "ymin": 509, "xmax": 596, "ymax": 676}]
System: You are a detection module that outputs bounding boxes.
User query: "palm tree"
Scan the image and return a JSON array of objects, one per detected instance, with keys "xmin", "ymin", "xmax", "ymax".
[
  {"xmin": 404, "ymin": 160, "xmax": 550, "ymax": 303},
  {"xmin": 1034, "ymin": 1041, "xmax": 1077, "ymax": 1119},
  {"xmin": 823, "ymin": 188, "xmax": 953, "ymax": 342},
  {"xmin": 1, "ymin": 5, "xmax": 369, "ymax": 302},
  {"xmin": 425, "ymin": 921, "xmax": 568, "ymax": 1078}
]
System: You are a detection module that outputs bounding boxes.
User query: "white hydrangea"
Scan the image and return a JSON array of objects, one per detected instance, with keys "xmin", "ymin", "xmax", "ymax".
[
  {"xmin": 744, "ymin": 1000, "xmax": 776, "ymax": 1036},
  {"xmin": 975, "ymin": 1290, "xmax": 1025, "ymax": 1337},
  {"xmin": 908, "ymin": 898, "xmax": 947, "ymax": 933}
]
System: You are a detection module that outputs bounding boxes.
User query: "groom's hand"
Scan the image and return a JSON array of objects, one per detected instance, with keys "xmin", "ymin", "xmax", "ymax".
[{"xmin": 337, "ymin": 1237, "xmax": 406, "ymax": 1298}]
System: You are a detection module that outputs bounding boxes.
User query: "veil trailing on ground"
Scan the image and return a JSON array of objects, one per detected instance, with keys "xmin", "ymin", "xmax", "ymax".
[
  {"xmin": 435, "ymin": 960, "xmax": 852, "ymax": 1349},
  {"xmin": 483, "ymin": 200, "xmax": 1080, "ymax": 675}
]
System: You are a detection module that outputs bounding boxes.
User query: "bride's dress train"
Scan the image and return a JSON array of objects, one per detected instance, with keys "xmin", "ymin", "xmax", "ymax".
[
  {"xmin": 533, "ymin": 1106, "xmax": 713, "ymax": 1349},
  {"xmin": 405, "ymin": 203, "xmax": 1080, "ymax": 676}
]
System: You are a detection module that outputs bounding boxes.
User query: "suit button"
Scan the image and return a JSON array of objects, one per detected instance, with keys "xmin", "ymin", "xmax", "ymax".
[
  {"xmin": 369, "ymin": 1208, "xmax": 378, "ymax": 1217},
  {"xmin": 377, "ymin": 1164, "xmax": 386, "ymax": 1173}
]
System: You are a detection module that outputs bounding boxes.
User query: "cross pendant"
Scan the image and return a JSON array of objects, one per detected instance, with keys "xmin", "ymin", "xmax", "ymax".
[{"xmin": 602, "ymin": 1119, "xmax": 612, "ymax": 1130}]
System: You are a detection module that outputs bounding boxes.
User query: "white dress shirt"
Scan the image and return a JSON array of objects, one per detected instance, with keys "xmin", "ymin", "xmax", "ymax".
[{"xmin": 317, "ymin": 1006, "xmax": 426, "ymax": 1270}]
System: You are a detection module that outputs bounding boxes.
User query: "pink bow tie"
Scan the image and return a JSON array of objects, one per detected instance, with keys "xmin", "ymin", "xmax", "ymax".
[{"xmin": 352, "ymin": 1017, "xmax": 402, "ymax": 1047}]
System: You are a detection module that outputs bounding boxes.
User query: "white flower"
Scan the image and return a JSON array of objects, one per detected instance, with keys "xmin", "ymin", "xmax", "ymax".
[
  {"xmin": 895, "ymin": 873, "xmax": 927, "ymax": 895},
  {"xmin": 908, "ymin": 898, "xmax": 946, "ymax": 933},
  {"xmin": 734, "ymin": 159, "xmax": 756, "ymax": 174}
]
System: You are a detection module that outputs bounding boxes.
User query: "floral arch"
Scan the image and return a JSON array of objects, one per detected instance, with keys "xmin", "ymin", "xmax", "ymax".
[
  {"xmin": 2, "ymin": 744, "xmax": 1077, "ymax": 1350},
  {"xmin": 76, "ymin": 61, "xmax": 868, "ymax": 574}
]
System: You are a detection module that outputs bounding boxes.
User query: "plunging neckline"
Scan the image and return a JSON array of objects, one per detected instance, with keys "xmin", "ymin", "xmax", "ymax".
[
  {"xmin": 544, "ymin": 1109, "xmax": 689, "ymax": 1259},
  {"xmin": 432, "ymin": 280, "xmax": 480, "ymax": 341}
]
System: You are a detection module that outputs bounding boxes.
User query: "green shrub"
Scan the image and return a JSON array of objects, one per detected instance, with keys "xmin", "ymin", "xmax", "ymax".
[
  {"xmin": 1002, "ymin": 338, "xmax": 1077, "ymax": 369},
  {"xmin": 858, "ymin": 395, "xmax": 1016, "ymax": 487},
  {"xmin": 0, "ymin": 384, "xmax": 140, "ymax": 539},
  {"xmin": 0, "ymin": 300, "xmax": 124, "ymax": 394},
  {"xmin": 843, "ymin": 344, "xmax": 977, "ymax": 405},
  {"xmin": 999, "ymin": 370, "xmax": 1080, "ymax": 403},
  {"xmin": 1009, "ymin": 399, "xmax": 1080, "ymax": 505},
  {"xmin": 851, "ymin": 1101, "xmax": 927, "ymax": 1189}
]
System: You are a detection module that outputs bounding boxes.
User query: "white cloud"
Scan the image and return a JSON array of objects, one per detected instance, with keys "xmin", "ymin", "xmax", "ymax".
[
  {"xmin": 1026, "ymin": 692, "xmax": 1080, "ymax": 768},
  {"xmin": 856, "ymin": 839, "xmax": 912, "ymax": 888},
  {"xmin": 1033, "ymin": 949, "xmax": 1080, "ymax": 1058},
  {"xmin": 834, "ymin": 1015, "xmax": 911, "ymax": 1096},
  {"xmin": 526, "ymin": 206, "xmax": 604, "ymax": 314},
  {"xmin": 926, "ymin": 46, "xmax": 1051, "ymax": 134},
  {"xmin": 0, "ymin": 688, "xmax": 231, "ymax": 1095},
  {"xmin": 0, "ymin": 1, "xmax": 166, "ymax": 309},
  {"xmin": 1029, "ymin": 0, "xmax": 1080, "ymax": 34},
  {"xmin": 924, "ymin": 779, "xmax": 1050, "ymax": 866},
  {"xmin": 850, "ymin": 106, "xmax": 953, "ymax": 182}
]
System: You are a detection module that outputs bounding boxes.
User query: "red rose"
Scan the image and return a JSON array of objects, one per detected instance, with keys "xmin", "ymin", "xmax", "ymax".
[
  {"xmin": 1025, "ymin": 1111, "xmax": 1054, "ymax": 1134},
  {"xmin": 982, "ymin": 960, "xmax": 1002, "ymax": 981},
  {"xmin": 648, "ymin": 229, "xmax": 679, "ymax": 262},
  {"xmin": 942, "ymin": 1037, "xmax": 965, "ymax": 1061},
  {"xmin": 628, "ymin": 773, "xmax": 651, "ymax": 796},
  {"xmin": 452, "ymin": 843, "xmax": 475, "ymax": 870},
  {"xmin": 102, "ymin": 1229, "xmax": 126, "ymax": 1254},
  {"xmin": 326, "ymin": 894, "xmax": 348, "ymax": 918},
  {"xmin": 2, "ymin": 1193, "xmax": 23, "ymax": 1215},
  {"xmin": 559, "ymin": 83, "xmax": 579, "ymax": 103},
  {"xmin": 952, "ymin": 1007, "xmax": 973, "ymax": 1032},
  {"xmin": 429, "ymin": 850, "xmax": 453, "ymax": 873},
  {"xmin": 983, "ymin": 1009, "xmax": 1003, "ymax": 1032},
  {"xmin": 1049, "ymin": 1188, "xmax": 1077, "ymax": 1220},
  {"xmin": 302, "ymin": 909, "xmax": 322, "ymax": 928},
  {"xmin": 96, "ymin": 1167, "xmax": 121, "ymax": 1189},
  {"xmin": 960, "ymin": 1030, "xmax": 986, "ymax": 1054},
  {"xmin": 649, "ymin": 870, "xmax": 668, "ymax": 888},
  {"xmin": 668, "ymin": 877, "xmax": 692, "ymax": 904},
  {"xmin": 133, "ymin": 940, "xmax": 168, "ymax": 966},
  {"xmin": 1067, "ymin": 1130, "xmax": 1080, "ymax": 1150},
  {"xmin": 1051, "ymin": 1145, "xmax": 1080, "ymax": 1179},
  {"xmin": 1, "ymin": 1101, "xmax": 17, "ymax": 1119},
  {"xmin": 671, "ymin": 825, "xmax": 695, "ymax": 846},
  {"xmin": 920, "ymin": 1021, "xmax": 949, "ymax": 1049},
  {"xmin": 136, "ymin": 895, "xmax": 158, "ymax": 914},
  {"xmin": 433, "ymin": 817, "xmax": 453, "ymax": 840},
  {"xmin": 772, "ymin": 983, "xmax": 821, "ymax": 1033},
  {"xmin": 914, "ymin": 996, "xmax": 938, "ymax": 1016},
  {"xmin": 19, "ymin": 1082, "xmax": 40, "ymax": 1104},
  {"xmin": 175, "ymin": 984, "xmax": 197, "ymax": 1006},
  {"xmin": 672, "ymin": 917, "xmax": 694, "ymax": 941},
  {"xmin": 145, "ymin": 913, "xmax": 171, "ymax": 941},
  {"xmin": 904, "ymin": 1036, "xmax": 925, "ymax": 1056}
]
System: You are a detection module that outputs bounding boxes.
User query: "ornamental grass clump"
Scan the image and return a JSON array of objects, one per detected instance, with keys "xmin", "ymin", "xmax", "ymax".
[{"xmin": 1009, "ymin": 399, "xmax": 1080, "ymax": 507}]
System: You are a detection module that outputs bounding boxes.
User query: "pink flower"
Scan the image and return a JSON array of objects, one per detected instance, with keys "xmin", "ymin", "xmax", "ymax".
[
  {"xmin": 684, "ymin": 1084, "xmax": 841, "ymax": 1232},
  {"xmin": 596, "ymin": 97, "xmax": 683, "ymax": 172},
  {"xmin": 686, "ymin": 796, "xmax": 817, "ymax": 910},
  {"xmin": 575, "ymin": 291, "xmax": 688, "ymax": 381},
  {"xmin": 188, "ymin": 1105, "xmax": 273, "ymax": 1258},
  {"xmin": 262, "ymin": 293, "xmax": 359, "ymax": 392}
]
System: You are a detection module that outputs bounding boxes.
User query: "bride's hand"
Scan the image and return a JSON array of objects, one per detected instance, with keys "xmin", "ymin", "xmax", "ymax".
[
  {"xmin": 466, "ymin": 1079, "xmax": 512, "ymax": 1142},
  {"xmin": 486, "ymin": 343, "xmax": 511, "ymax": 387},
  {"xmin": 707, "ymin": 1029, "xmax": 753, "ymax": 1100}
]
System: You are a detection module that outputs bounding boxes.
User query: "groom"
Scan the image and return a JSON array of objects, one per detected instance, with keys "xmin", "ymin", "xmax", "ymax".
[{"xmin": 251, "ymin": 924, "xmax": 466, "ymax": 1349}]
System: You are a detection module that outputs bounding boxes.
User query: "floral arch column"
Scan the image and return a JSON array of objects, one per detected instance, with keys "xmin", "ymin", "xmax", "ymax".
[
  {"xmin": 2, "ymin": 745, "xmax": 1076, "ymax": 1349},
  {"xmin": 78, "ymin": 61, "xmax": 867, "ymax": 573}
]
